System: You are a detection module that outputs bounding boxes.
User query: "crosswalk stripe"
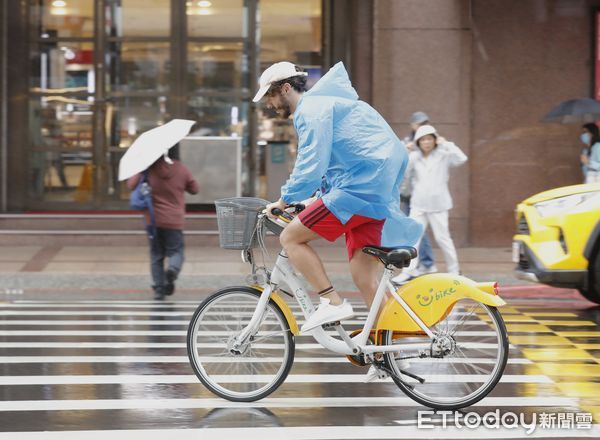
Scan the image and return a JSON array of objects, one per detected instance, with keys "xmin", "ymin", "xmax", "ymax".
[
  {"xmin": 0, "ymin": 374, "xmax": 552, "ymax": 385},
  {"xmin": 0, "ymin": 330, "xmax": 501, "ymax": 336},
  {"xmin": 0, "ymin": 303, "xmax": 369, "ymax": 310},
  {"xmin": 0, "ymin": 310, "xmax": 495, "ymax": 318},
  {"xmin": 0, "ymin": 396, "xmax": 581, "ymax": 412},
  {"xmin": 0, "ymin": 426, "xmax": 598, "ymax": 440},
  {"xmin": 0, "ymin": 356, "xmax": 534, "ymax": 364},
  {"xmin": 0, "ymin": 319, "xmax": 493, "ymax": 326},
  {"xmin": 0, "ymin": 298, "xmax": 593, "ymax": 437},
  {"xmin": 0, "ymin": 342, "xmax": 512, "ymax": 349}
]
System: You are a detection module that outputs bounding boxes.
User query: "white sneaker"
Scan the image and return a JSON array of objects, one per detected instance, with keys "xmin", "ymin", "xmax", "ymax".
[
  {"xmin": 300, "ymin": 298, "xmax": 354, "ymax": 333},
  {"xmin": 419, "ymin": 264, "xmax": 438, "ymax": 274},
  {"xmin": 364, "ymin": 359, "xmax": 411, "ymax": 383},
  {"xmin": 391, "ymin": 269, "xmax": 421, "ymax": 284},
  {"xmin": 364, "ymin": 365, "xmax": 390, "ymax": 382},
  {"xmin": 397, "ymin": 358, "xmax": 411, "ymax": 371}
]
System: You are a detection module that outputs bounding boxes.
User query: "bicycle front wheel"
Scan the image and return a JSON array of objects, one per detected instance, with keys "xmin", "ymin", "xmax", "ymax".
[
  {"xmin": 187, "ymin": 286, "xmax": 295, "ymax": 402},
  {"xmin": 383, "ymin": 299, "xmax": 509, "ymax": 410}
]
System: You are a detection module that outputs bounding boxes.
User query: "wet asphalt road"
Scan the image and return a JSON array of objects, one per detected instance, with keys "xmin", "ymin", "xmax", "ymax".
[{"xmin": 0, "ymin": 290, "xmax": 599, "ymax": 439}]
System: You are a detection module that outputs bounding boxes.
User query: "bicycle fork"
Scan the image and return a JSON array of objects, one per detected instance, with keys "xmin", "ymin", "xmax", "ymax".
[{"xmin": 229, "ymin": 284, "xmax": 274, "ymax": 354}]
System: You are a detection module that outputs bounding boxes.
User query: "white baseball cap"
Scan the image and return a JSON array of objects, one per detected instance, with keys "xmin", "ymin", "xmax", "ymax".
[
  {"xmin": 252, "ymin": 61, "xmax": 308, "ymax": 103},
  {"xmin": 413, "ymin": 125, "xmax": 437, "ymax": 143}
]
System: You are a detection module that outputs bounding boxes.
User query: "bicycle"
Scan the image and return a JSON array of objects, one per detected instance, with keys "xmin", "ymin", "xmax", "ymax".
[{"xmin": 187, "ymin": 197, "xmax": 509, "ymax": 410}]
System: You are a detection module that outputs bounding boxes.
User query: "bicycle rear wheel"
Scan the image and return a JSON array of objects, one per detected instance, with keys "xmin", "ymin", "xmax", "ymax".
[
  {"xmin": 383, "ymin": 298, "xmax": 509, "ymax": 410},
  {"xmin": 187, "ymin": 286, "xmax": 295, "ymax": 402}
]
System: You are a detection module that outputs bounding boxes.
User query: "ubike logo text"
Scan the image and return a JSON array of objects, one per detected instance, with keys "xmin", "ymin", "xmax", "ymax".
[{"xmin": 416, "ymin": 281, "xmax": 460, "ymax": 307}]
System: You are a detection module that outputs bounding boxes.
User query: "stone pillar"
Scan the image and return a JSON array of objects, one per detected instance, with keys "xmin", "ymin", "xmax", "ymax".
[
  {"xmin": 350, "ymin": 0, "xmax": 373, "ymax": 103},
  {"xmin": 5, "ymin": 0, "xmax": 29, "ymax": 211},
  {"xmin": 372, "ymin": 0, "xmax": 472, "ymax": 246}
]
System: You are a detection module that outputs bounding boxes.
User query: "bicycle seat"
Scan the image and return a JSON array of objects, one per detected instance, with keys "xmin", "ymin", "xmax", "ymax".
[{"xmin": 361, "ymin": 245, "xmax": 417, "ymax": 268}]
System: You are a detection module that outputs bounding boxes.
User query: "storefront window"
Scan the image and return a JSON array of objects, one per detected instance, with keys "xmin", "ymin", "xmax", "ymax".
[
  {"xmin": 29, "ymin": 98, "xmax": 94, "ymax": 202},
  {"xmin": 187, "ymin": 95, "xmax": 247, "ymax": 138},
  {"xmin": 104, "ymin": 97, "xmax": 169, "ymax": 200},
  {"xmin": 256, "ymin": 0, "xmax": 322, "ymax": 198},
  {"xmin": 187, "ymin": 42, "xmax": 244, "ymax": 92},
  {"xmin": 106, "ymin": 97, "xmax": 169, "ymax": 149},
  {"xmin": 260, "ymin": 0, "xmax": 321, "ymax": 66},
  {"xmin": 187, "ymin": 0, "xmax": 244, "ymax": 38},
  {"xmin": 30, "ymin": 41, "xmax": 94, "ymax": 91},
  {"xmin": 105, "ymin": 0, "xmax": 170, "ymax": 37},
  {"xmin": 106, "ymin": 42, "xmax": 171, "ymax": 93},
  {"xmin": 24, "ymin": 0, "xmax": 323, "ymax": 209},
  {"xmin": 33, "ymin": 0, "xmax": 94, "ymax": 38}
]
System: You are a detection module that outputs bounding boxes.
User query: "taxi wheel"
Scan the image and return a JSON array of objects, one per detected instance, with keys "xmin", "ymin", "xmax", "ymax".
[
  {"xmin": 578, "ymin": 288, "xmax": 600, "ymax": 305},
  {"xmin": 582, "ymin": 251, "xmax": 600, "ymax": 305}
]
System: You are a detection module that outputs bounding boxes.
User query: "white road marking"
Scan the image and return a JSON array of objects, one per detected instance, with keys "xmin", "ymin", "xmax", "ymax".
[{"xmin": 0, "ymin": 374, "xmax": 552, "ymax": 385}]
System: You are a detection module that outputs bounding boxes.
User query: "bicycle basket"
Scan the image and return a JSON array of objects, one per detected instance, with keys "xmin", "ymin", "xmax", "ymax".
[{"xmin": 214, "ymin": 197, "xmax": 270, "ymax": 249}]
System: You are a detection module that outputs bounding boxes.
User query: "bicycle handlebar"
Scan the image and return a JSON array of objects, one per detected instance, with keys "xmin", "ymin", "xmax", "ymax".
[{"xmin": 268, "ymin": 203, "xmax": 305, "ymax": 217}]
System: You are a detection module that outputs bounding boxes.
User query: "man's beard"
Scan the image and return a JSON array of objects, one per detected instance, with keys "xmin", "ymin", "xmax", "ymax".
[{"xmin": 276, "ymin": 102, "xmax": 292, "ymax": 119}]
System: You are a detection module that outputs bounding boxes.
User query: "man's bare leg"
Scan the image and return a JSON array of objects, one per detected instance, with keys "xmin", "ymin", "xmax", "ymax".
[
  {"xmin": 350, "ymin": 250, "xmax": 382, "ymax": 308},
  {"xmin": 279, "ymin": 218, "xmax": 343, "ymax": 305}
]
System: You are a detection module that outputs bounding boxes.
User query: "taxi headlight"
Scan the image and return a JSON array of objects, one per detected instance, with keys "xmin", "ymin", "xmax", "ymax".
[{"xmin": 534, "ymin": 192, "xmax": 599, "ymax": 217}]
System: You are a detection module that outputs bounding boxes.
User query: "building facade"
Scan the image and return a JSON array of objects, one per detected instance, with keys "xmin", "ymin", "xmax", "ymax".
[{"xmin": 0, "ymin": 0, "xmax": 598, "ymax": 246}]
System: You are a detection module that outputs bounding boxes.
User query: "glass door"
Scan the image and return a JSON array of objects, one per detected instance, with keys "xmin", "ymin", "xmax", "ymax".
[
  {"xmin": 186, "ymin": 0, "xmax": 257, "ymax": 196},
  {"xmin": 103, "ymin": 0, "xmax": 172, "ymax": 204},
  {"xmin": 28, "ymin": 0, "xmax": 96, "ymax": 207}
]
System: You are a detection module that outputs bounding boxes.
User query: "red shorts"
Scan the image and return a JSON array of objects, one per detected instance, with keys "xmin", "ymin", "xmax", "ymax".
[{"xmin": 298, "ymin": 199, "xmax": 385, "ymax": 260}]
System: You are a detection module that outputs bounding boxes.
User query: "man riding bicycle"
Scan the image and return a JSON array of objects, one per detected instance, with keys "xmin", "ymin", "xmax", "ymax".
[{"xmin": 254, "ymin": 61, "xmax": 422, "ymax": 334}]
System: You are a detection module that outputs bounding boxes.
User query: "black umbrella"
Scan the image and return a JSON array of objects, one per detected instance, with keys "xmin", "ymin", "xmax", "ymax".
[{"xmin": 542, "ymin": 98, "xmax": 600, "ymax": 124}]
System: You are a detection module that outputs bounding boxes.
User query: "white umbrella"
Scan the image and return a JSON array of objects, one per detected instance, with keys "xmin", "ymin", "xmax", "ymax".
[{"xmin": 118, "ymin": 119, "xmax": 196, "ymax": 181}]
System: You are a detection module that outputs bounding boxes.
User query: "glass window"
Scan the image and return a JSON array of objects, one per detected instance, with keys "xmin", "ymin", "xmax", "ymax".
[
  {"xmin": 30, "ymin": 41, "xmax": 94, "ymax": 92},
  {"xmin": 187, "ymin": 42, "xmax": 244, "ymax": 92},
  {"xmin": 106, "ymin": 97, "xmax": 170, "ymax": 149},
  {"xmin": 187, "ymin": 0, "xmax": 244, "ymax": 38},
  {"xmin": 105, "ymin": 97, "xmax": 170, "ymax": 200},
  {"xmin": 257, "ymin": 0, "xmax": 321, "ymax": 175},
  {"xmin": 260, "ymin": 0, "xmax": 321, "ymax": 66},
  {"xmin": 105, "ymin": 0, "xmax": 170, "ymax": 37},
  {"xmin": 187, "ymin": 96, "xmax": 247, "ymax": 138},
  {"xmin": 29, "ymin": 98, "xmax": 94, "ymax": 202},
  {"xmin": 32, "ymin": 0, "xmax": 94, "ymax": 38},
  {"xmin": 106, "ymin": 42, "xmax": 170, "ymax": 92}
]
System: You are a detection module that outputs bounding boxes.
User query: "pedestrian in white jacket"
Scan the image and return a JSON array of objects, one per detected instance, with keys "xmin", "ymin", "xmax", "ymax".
[{"xmin": 393, "ymin": 125, "xmax": 468, "ymax": 283}]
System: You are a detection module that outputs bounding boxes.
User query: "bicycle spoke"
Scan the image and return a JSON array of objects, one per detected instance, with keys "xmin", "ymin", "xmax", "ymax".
[
  {"xmin": 188, "ymin": 289, "xmax": 293, "ymax": 401},
  {"xmin": 384, "ymin": 299, "xmax": 507, "ymax": 409},
  {"xmin": 252, "ymin": 330, "xmax": 289, "ymax": 343}
]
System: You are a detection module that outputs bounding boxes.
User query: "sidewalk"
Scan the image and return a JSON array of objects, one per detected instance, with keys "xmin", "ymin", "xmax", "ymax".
[
  {"xmin": 0, "ymin": 242, "xmax": 520, "ymax": 288},
  {"xmin": 0, "ymin": 242, "xmax": 587, "ymax": 303}
]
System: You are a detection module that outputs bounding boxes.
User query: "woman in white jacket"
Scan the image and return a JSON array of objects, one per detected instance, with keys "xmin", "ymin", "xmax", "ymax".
[{"xmin": 393, "ymin": 125, "xmax": 468, "ymax": 283}]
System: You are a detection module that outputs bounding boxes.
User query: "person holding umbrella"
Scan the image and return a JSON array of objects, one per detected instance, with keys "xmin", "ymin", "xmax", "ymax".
[
  {"xmin": 580, "ymin": 123, "xmax": 600, "ymax": 183},
  {"xmin": 542, "ymin": 98, "xmax": 600, "ymax": 183},
  {"xmin": 119, "ymin": 119, "xmax": 199, "ymax": 301},
  {"xmin": 127, "ymin": 151, "xmax": 199, "ymax": 300}
]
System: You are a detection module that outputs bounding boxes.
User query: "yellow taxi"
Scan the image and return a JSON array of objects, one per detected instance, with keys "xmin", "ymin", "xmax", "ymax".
[{"xmin": 513, "ymin": 183, "xmax": 600, "ymax": 303}]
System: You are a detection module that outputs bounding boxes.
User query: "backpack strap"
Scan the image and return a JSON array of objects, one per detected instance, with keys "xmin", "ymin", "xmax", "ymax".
[{"xmin": 141, "ymin": 169, "xmax": 157, "ymax": 240}]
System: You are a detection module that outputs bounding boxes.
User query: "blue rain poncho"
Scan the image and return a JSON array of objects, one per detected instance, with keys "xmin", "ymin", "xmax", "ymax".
[{"xmin": 280, "ymin": 62, "xmax": 423, "ymax": 247}]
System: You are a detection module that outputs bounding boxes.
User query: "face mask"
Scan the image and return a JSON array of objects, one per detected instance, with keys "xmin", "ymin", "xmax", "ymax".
[{"xmin": 581, "ymin": 132, "xmax": 592, "ymax": 145}]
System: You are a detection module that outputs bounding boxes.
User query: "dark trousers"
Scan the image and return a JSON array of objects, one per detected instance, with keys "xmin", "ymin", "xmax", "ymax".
[
  {"xmin": 150, "ymin": 227, "xmax": 184, "ymax": 295},
  {"xmin": 400, "ymin": 196, "xmax": 435, "ymax": 268}
]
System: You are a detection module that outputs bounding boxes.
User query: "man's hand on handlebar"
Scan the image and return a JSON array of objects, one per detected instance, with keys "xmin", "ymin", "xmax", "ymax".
[{"xmin": 266, "ymin": 198, "xmax": 286, "ymax": 219}]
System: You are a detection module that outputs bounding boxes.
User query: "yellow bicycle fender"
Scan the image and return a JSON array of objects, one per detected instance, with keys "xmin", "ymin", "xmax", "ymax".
[
  {"xmin": 250, "ymin": 285, "xmax": 299, "ymax": 336},
  {"xmin": 475, "ymin": 281, "xmax": 497, "ymax": 295},
  {"xmin": 376, "ymin": 274, "xmax": 506, "ymax": 333}
]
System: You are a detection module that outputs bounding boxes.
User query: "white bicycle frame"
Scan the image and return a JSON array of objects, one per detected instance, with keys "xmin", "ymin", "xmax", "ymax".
[{"xmin": 236, "ymin": 248, "xmax": 436, "ymax": 357}]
